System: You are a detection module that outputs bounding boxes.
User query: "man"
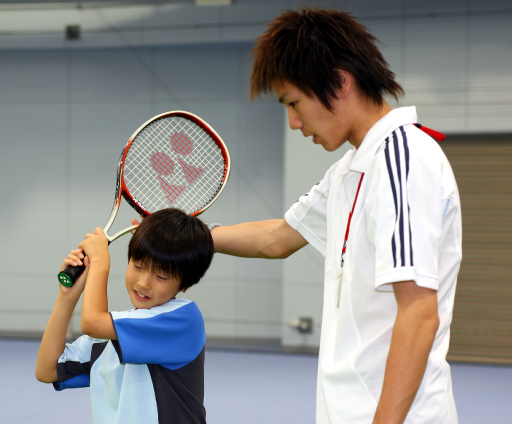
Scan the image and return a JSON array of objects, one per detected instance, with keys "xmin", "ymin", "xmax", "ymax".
[{"xmin": 212, "ymin": 7, "xmax": 461, "ymax": 424}]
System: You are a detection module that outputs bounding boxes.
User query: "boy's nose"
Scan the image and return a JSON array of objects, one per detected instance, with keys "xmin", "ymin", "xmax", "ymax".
[{"xmin": 138, "ymin": 272, "xmax": 151, "ymax": 289}]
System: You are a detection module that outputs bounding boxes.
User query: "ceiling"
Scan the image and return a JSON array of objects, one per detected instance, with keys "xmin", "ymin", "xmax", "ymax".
[{"xmin": 0, "ymin": 0, "xmax": 243, "ymax": 6}]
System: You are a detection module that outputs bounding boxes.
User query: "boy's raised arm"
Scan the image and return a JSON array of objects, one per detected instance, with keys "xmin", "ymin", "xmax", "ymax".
[
  {"xmin": 79, "ymin": 228, "xmax": 117, "ymax": 340},
  {"xmin": 211, "ymin": 219, "xmax": 307, "ymax": 259},
  {"xmin": 36, "ymin": 251, "xmax": 88, "ymax": 383}
]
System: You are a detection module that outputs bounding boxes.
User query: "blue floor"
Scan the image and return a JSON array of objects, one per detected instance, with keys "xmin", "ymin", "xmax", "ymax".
[{"xmin": 1, "ymin": 339, "xmax": 511, "ymax": 423}]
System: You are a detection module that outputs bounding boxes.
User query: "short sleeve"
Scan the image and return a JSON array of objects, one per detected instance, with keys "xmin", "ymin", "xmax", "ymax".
[
  {"xmin": 53, "ymin": 335, "xmax": 99, "ymax": 391},
  {"xmin": 366, "ymin": 126, "xmax": 443, "ymax": 291},
  {"xmin": 285, "ymin": 160, "xmax": 342, "ymax": 256},
  {"xmin": 110, "ymin": 299, "xmax": 205, "ymax": 369}
]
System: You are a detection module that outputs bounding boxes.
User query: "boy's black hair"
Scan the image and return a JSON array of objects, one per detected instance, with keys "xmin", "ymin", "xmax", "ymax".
[
  {"xmin": 128, "ymin": 208, "xmax": 214, "ymax": 291},
  {"xmin": 250, "ymin": 6, "xmax": 404, "ymax": 110}
]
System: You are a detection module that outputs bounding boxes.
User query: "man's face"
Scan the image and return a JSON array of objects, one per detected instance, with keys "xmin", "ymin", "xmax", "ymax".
[
  {"xmin": 125, "ymin": 259, "xmax": 183, "ymax": 309},
  {"xmin": 274, "ymin": 81, "xmax": 348, "ymax": 152}
]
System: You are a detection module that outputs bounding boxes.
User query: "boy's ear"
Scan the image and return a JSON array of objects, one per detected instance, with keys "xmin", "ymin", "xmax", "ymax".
[{"xmin": 180, "ymin": 288, "xmax": 187, "ymax": 293}]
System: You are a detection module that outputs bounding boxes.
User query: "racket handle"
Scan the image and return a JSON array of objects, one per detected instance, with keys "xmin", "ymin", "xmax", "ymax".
[{"xmin": 58, "ymin": 264, "xmax": 86, "ymax": 287}]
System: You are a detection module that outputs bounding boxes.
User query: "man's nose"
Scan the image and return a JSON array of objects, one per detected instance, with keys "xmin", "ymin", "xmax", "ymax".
[{"xmin": 287, "ymin": 110, "xmax": 302, "ymax": 130}]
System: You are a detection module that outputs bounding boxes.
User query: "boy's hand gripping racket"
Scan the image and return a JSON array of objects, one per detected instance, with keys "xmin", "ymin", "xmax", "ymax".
[{"xmin": 58, "ymin": 110, "xmax": 230, "ymax": 287}]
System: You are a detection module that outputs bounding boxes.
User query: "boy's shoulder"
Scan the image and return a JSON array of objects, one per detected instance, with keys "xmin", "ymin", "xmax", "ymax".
[
  {"xmin": 151, "ymin": 298, "xmax": 202, "ymax": 319},
  {"xmin": 110, "ymin": 299, "xmax": 205, "ymax": 365},
  {"xmin": 111, "ymin": 298, "xmax": 202, "ymax": 321}
]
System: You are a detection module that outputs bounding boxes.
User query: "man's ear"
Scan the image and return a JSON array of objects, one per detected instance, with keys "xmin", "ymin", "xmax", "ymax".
[{"xmin": 337, "ymin": 69, "xmax": 353, "ymax": 99}]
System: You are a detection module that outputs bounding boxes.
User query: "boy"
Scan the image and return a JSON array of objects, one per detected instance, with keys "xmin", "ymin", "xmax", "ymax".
[
  {"xmin": 36, "ymin": 208, "xmax": 213, "ymax": 424},
  {"xmin": 212, "ymin": 6, "xmax": 461, "ymax": 424}
]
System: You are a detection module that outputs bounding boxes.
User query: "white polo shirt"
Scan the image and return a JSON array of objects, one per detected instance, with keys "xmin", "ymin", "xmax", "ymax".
[{"xmin": 285, "ymin": 107, "xmax": 461, "ymax": 424}]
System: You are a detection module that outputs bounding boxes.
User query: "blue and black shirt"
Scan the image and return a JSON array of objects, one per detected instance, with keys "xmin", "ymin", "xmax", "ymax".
[{"xmin": 53, "ymin": 298, "xmax": 206, "ymax": 424}]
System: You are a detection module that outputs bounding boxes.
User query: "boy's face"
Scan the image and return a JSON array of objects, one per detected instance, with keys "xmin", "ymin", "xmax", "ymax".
[
  {"xmin": 274, "ymin": 80, "xmax": 349, "ymax": 152},
  {"xmin": 125, "ymin": 260, "xmax": 184, "ymax": 309}
]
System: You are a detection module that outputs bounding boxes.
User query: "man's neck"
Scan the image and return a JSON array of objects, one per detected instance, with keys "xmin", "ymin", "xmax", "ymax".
[{"xmin": 348, "ymin": 100, "xmax": 393, "ymax": 150}]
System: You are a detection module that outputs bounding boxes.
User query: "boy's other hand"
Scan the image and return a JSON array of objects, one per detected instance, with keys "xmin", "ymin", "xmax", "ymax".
[
  {"xmin": 59, "ymin": 249, "xmax": 89, "ymax": 296},
  {"xmin": 79, "ymin": 227, "xmax": 110, "ymax": 266}
]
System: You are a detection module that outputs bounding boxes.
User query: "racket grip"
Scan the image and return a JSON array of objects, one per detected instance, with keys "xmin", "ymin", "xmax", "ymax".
[{"xmin": 58, "ymin": 264, "xmax": 86, "ymax": 287}]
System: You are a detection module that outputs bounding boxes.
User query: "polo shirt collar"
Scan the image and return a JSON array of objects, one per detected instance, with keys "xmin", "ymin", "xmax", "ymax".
[{"xmin": 348, "ymin": 106, "xmax": 418, "ymax": 173}]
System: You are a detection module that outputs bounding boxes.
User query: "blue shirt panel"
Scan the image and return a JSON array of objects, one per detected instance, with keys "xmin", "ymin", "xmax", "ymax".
[
  {"xmin": 54, "ymin": 374, "xmax": 90, "ymax": 391},
  {"xmin": 111, "ymin": 299, "xmax": 206, "ymax": 370}
]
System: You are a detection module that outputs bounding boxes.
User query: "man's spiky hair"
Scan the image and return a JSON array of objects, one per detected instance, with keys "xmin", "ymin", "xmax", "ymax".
[{"xmin": 250, "ymin": 6, "xmax": 403, "ymax": 110}]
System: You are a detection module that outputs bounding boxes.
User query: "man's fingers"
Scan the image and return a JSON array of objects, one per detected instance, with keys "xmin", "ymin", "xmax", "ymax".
[{"xmin": 130, "ymin": 218, "xmax": 141, "ymax": 234}]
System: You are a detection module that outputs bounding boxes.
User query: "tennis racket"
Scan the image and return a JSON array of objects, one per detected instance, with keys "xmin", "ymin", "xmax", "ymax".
[{"xmin": 58, "ymin": 110, "xmax": 230, "ymax": 287}]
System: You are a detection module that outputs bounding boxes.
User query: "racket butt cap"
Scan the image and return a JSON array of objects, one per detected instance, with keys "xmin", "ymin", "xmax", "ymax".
[
  {"xmin": 58, "ymin": 264, "xmax": 86, "ymax": 287},
  {"xmin": 57, "ymin": 273, "xmax": 74, "ymax": 287}
]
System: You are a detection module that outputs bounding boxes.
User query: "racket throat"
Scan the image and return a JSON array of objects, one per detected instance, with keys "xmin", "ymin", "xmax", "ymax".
[{"xmin": 107, "ymin": 225, "xmax": 137, "ymax": 243}]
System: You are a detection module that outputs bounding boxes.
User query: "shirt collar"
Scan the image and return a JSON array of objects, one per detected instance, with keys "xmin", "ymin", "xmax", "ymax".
[{"xmin": 348, "ymin": 106, "xmax": 418, "ymax": 173}]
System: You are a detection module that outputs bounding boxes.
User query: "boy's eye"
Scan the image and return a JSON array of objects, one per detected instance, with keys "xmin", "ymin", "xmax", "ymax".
[
  {"xmin": 133, "ymin": 263, "xmax": 142, "ymax": 270},
  {"xmin": 156, "ymin": 275, "xmax": 169, "ymax": 281}
]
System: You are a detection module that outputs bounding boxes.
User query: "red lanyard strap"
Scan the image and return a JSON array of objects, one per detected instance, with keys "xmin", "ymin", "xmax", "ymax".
[{"xmin": 340, "ymin": 173, "xmax": 365, "ymax": 267}]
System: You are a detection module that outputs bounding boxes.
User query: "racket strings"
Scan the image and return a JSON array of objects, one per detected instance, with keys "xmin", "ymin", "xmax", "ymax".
[
  {"xmin": 126, "ymin": 125, "xmax": 222, "ymax": 209},
  {"xmin": 123, "ymin": 116, "xmax": 226, "ymax": 214}
]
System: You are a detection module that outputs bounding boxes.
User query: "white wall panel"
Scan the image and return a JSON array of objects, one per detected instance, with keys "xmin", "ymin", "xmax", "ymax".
[
  {"xmin": 0, "ymin": 50, "xmax": 68, "ymax": 102},
  {"xmin": 0, "ymin": 103, "xmax": 68, "ymax": 272},
  {"xmin": 0, "ymin": 277, "xmax": 64, "ymax": 335},
  {"xmin": 282, "ymin": 284, "xmax": 323, "ymax": 347},
  {"xmin": 400, "ymin": 16, "xmax": 469, "ymax": 132}
]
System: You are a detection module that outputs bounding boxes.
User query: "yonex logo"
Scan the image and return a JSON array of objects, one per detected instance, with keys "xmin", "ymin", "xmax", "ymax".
[{"xmin": 150, "ymin": 132, "xmax": 205, "ymax": 204}]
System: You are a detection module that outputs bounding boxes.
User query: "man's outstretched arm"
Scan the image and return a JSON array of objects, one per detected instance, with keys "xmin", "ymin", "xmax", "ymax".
[{"xmin": 211, "ymin": 218, "xmax": 308, "ymax": 259}]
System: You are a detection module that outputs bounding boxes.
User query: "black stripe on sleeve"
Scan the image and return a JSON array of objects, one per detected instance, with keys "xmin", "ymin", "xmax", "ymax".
[
  {"xmin": 56, "ymin": 360, "xmax": 91, "ymax": 383},
  {"xmin": 53, "ymin": 341, "xmax": 108, "ymax": 391},
  {"xmin": 384, "ymin": 137, "xmax": 398, "ymax": 267},
  {"xmin": 401, "ymin": 126, "xmax": 410, "ymax": 179},
  {"xmin": 400, "ymin": 126, "xmax": 414, "ymax": 266},
  {"xmin": 55, "ymin": 341, "xmax": 108, "ymax": 383},
  {"xmin": 392, "ymin": 130, "xmax": 406, "ymax": 267}
]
